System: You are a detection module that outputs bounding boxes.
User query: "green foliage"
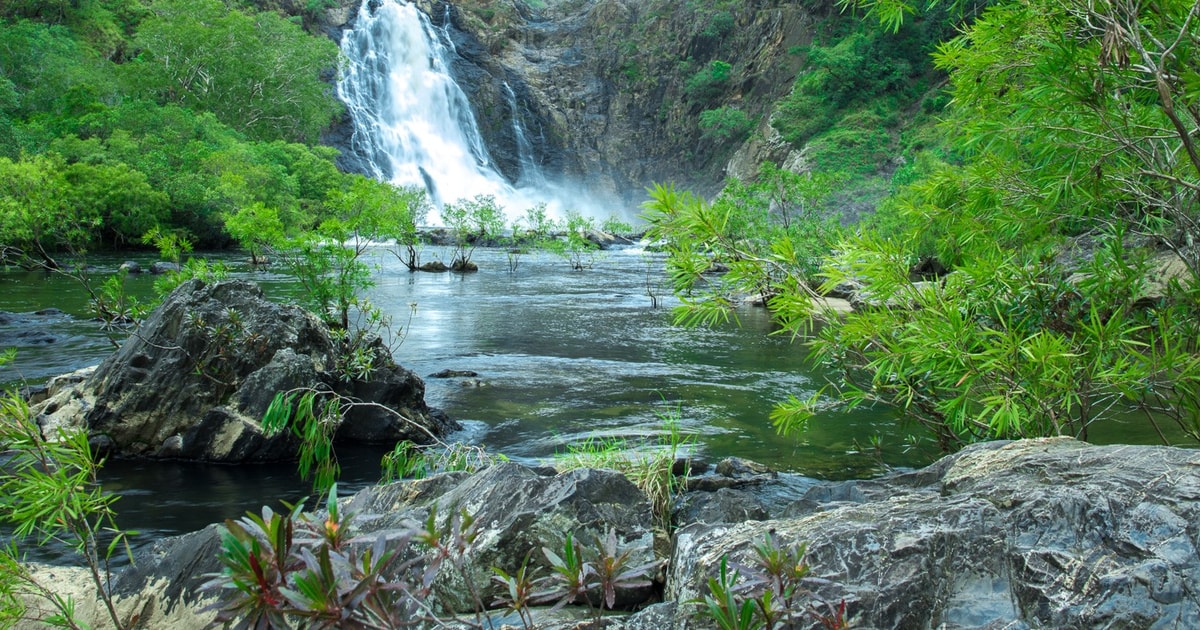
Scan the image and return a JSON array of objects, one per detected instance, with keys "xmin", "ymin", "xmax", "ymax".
[
  {"xmin": 131, "ymin": 0, "xmax": 341, "ymax": 143},
  {"xmin": 642, "ymin": 165, "xmax": 844, "ymax": 328},
  {"xmin": 380, "ymin": 441, "xmax": 506, "ymax": 483},
  {"xmin": 491, "ymin": 555, "xmax": 539, "ymax": 629},
  {"xmin": 652, "ymin": 0, "xmax": 1200, "ymax": 452},
  {"xmin": 92, "ymin": 269, "xmax": 147, "ymax": 337},
  {"xmin": 441, "ymin": 194, "xmax": 505, "ymax": 271},
  {"xmin": 278, "ymin": 175, "xmax": 414, "ymax": 331},
  {"xmin": 699, "ymin": 557, "xmax": 757, "ymax": 630},
  {"xmin": 0, "ymin": 390, "xmax": 134, "ymax": 630},
  {"xmin": 0, "ymin": 19, "xmax": 116, "ymax": 125},
  {"xmin": 694, "ymin": 534, "xmax": 846, "ymax": 629},
  {"xmin": 263, "ymin": 392, "xmax": 342, "ymax": 496},
  {"xmin": 685, "ymin": 60, "xmax": 733, "ymax": 102},
  {"xmin": 0, "ymin": 0, "xmax": 351, "ymax": 252},
  {"xmin": 600, "ymin": 215, "xmax": 634, "ymax": 236},
  {"xmin": 385, "ymin": 186, "xmax": 432, "ymax": 271},
  {"xmin": 553, "ymin": 403, "xmax": 691, "ymax": 531},
  {"xmin": 545, "ymin": 210, "xmax": 601, "ymax": 271},
  {"xmin": 770, "ymin": 11, "xmax": 952, "ymax": 154},
  {"xmin": 225, "ymin": 202, "xmax": 285, "ymax": 265},
  {"xmin": 534, "ymin": 528, "xmax": 660, "ymax": 617},
  {"xmin": 701, "ymin": 11, "xmax": 736, "ymax": 39},
  {"xmin": 804, "ymin": 110, "xmax": 891, "ymax": 175},
  {"xmin": 0, "ymin": 152, "xmax": 171, "ymax": 265},
  {"xmin": 203, "ymin": 486, "xmax": 446, "ymax": 628},
  {"xmin": 0, "ymin": 154, "xmax": 92, "ymax": 268},
  {"xmin": 699, "ymin": 106, "xmax": 755, "ymax": 143}
]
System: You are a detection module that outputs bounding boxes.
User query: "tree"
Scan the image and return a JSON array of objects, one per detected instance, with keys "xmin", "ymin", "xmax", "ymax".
[
  {"xmin": 648, "ymin": 0, "xmax": 1200, "ymax": 451},
  {"xmin": 62, "ymin": 160, "xmax": 169, "ymax": 246},
  {"xmin": 131, "ymin": 0, "xmax": 341, "ymax": 143},
  {"xmin": 225, "ymin": 202, "xmax": 285, "ymax": 265},
  {"xmin": 0, "ymin": 154, "xmax": 93, "ymax": 268},
  {"xmin": 384, "ymin": 185, "xmax": 431, "ymax": 271},
  {"xmin": 279, "ymin": 176, "xmax": 395, "ymax": 329},
  {"xmin": 441, "ymin": 194, "xmax": 504, "ymax": 272}
]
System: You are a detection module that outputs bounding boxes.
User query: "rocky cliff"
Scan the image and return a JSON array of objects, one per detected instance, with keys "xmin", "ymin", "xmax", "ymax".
[{"xmin": 315, "ymin": 0, "xmax": 832, "ymax": 209}]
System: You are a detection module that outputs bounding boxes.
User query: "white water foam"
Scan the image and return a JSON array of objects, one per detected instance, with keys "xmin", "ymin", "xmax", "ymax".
[{"xmin": 337, "ymin": 0, "xmax": 624, "ymax": 224}]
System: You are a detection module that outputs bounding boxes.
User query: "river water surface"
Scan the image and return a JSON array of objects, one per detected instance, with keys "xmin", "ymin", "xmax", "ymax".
[{"xmin": 0, "ymin": 246, "xmax": 1169, "ymax": 550}]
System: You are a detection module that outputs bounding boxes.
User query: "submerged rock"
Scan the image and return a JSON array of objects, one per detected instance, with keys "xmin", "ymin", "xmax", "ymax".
[
  {"xmin": 148, "ymin": 261, "xmax": 180, "ymax": 274},
  {"xmin": 34, "ymin": 279, "xmax": 456, "ymax": 462}
]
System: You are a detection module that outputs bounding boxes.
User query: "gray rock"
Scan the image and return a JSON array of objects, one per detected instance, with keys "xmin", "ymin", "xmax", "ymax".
[
  {"xmin": 675, "ymin": 472, "xmax": 820, "ymax": 526},
  {"xmin": 344, "ymin": 462, "xmax": 662, "ymax": 613},
  {"xmin": 419, "ymin": 260, "xmax": 450, "ymax": 272},
  {"xmin": 34, "ymin": 279, "xmax": 456, "ymax": 462},
  {"xmin": 148, "ymin": 261, "xmax": 181, "ymax": 274},
  {"xmin": 668, "ymin": 438, "xmax": 1200, "ymax": 629},
  {"xmin": 118, "ymin": 261, "xmax": 142, "ymax": 274},
  {"xmin": 429, "ymin": 369, "xmax": 480, "ymax": 378},
  {"xmin": 33, "ymin": 441, "xmax": 1200, "ymax": 629}
]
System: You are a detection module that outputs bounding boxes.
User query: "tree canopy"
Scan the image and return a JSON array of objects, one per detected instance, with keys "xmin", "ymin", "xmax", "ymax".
[
  {"xmin": 648, "ymin": 0, "xmax": 1200, "ymax": 451},
  {"xmin": 0, "ymin": 0, "xmax": 350, "ymax": 257}
]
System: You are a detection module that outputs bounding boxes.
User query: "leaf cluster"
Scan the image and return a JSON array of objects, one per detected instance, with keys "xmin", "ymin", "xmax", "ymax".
[
  {"xmin": 694, "ymin": 533, "xmax": 845, "ymax": 630},
  {"xmin": 0, "ymin": 390, "xmax": 134, "ymax": 629},
  {"xmin": 204, "ymin": 487, "xmax": 459, "ymax": 629}
]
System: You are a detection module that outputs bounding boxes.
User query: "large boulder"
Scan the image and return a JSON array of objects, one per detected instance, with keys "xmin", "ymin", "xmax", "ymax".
[
  {"xmin": 342, "ymin": 462, "xmax": 662, "ymax": 613},
  {"xmin": 36, "ymin": 463, "xmax": 660, "ymax": 628},
  {"xmin": 34, "ymin": 279, "xmax": 457, "ymax": 462},
  {"xmin": 668, "ymin": 438, "xmax": 1200, "ymax": 629}
]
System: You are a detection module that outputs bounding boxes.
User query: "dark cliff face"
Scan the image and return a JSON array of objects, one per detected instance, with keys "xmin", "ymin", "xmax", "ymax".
[
  {"xmin": 316, "ymin": 0, "xmax": 822, "ymax": 210},
  {"xmin": 439, "ymin": 0, "xmax": 820, "ymax": 205}
]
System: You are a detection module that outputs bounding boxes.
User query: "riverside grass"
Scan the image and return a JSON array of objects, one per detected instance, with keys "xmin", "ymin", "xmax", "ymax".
[{"xmin": 552, "ymin": 405, "xmax": 692, "ymax": 532}]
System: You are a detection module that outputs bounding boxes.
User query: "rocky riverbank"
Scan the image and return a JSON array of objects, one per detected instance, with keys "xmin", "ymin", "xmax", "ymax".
[
  {"xmin": 32, "ymin": 279, "xmax": 457, "ymax": 462},
  {"xmin": 22, "ymin": 438, "xmax": 1200, "ymax": 628}
]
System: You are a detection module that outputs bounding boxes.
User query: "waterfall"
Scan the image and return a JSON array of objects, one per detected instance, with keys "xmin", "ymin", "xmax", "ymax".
[
  {"xmin": 337, "ymin": 0, "xmax": 510, "ymax": 211},
  {"xmin": 337, "ymin": 0, "xmax": 618, "ymax": 223},
  {"xmin": 502, "ymin": 82, "xmax": 547, "ymax": 188}
]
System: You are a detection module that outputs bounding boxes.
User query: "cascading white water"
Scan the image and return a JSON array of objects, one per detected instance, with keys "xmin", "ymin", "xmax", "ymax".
[
  {"xmin": 338, "ymin": 0, "xmax": 505, "ymax": 208},
  {"xmin": 502, "ymin": 82, "xmax": 547, "ymax": 188},
  {"xmin": 337, "ymin": 0, "xmax": 575, "ymax": 222}
]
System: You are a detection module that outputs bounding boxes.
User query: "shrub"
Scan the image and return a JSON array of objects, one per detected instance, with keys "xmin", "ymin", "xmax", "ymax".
[
  {"xmin": 699, "ymin": 106, "xmax": 755, "ymax": 142},
  {"xmin": 684, "ymin": 60, "xmax": 732, "ymax": 102}
]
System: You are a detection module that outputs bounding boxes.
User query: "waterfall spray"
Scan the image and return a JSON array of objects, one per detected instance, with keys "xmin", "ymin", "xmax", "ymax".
[{"xmin": 337, "ymin": 0, "xmax": 620, "ymax": 223}]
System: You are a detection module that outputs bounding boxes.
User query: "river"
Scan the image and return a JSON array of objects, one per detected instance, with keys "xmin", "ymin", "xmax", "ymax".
[{"xmin": 0, "ymin": 245, "xmax": 1170, "ymax": 550}]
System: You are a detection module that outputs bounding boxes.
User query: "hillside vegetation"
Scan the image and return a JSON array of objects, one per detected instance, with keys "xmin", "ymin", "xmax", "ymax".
[
  {"xmin": 0, "ymin": 0, "xmax": 354, "ymax": 256},
  {"xmin": 647, "ymin": 0, "xmax": 1200, "ymax": 451}
]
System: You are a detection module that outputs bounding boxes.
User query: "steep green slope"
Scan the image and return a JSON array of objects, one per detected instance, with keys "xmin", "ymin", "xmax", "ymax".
[{"xmin": 0, "ymin": 0, "xmax": 355, "ymax": 253}]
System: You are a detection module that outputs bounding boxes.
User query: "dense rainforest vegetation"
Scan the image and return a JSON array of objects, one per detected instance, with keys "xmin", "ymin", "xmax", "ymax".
[
  {"xmin": 3, "ymin": 0, "xmax": 1199, "ymax": 450},
  {"xmin": 0, "ymin": 0, "xmax": 364, "ymax": 259},
  {"xmin": 646, "ymin": 0, "xmax": 1200, "ymax": 450}
]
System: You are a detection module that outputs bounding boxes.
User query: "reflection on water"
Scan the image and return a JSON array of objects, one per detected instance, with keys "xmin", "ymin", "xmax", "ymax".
[{"xmin": 2, "ymin": 245, "xmax": 1185, "ymax": 553}]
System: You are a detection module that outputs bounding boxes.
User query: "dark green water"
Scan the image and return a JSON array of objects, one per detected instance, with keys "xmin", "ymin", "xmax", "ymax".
[{"xmin": 0, "ymin": 246, "xmax": 1181, "ymax": 548}]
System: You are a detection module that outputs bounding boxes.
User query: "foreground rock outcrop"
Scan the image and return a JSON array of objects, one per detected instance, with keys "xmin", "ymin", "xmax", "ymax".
[
  {"xmin": 33, "ymin": 279, "xmax": 456, "ymax": 462},
  {"xmin": 22, "ymin": 439, "xmax": 1200, "ymax": 628}
]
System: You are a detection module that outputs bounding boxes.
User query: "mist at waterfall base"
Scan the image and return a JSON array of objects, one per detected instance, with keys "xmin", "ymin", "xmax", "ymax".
[{"xmin": 337, "ymin": 0, "xmax": 624, "ymax": 224}]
